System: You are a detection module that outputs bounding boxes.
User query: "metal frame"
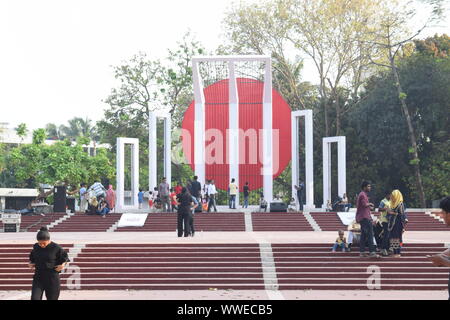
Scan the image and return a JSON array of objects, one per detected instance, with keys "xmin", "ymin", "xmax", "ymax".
[
  {"xmin": 322, "ymin": 136, "xmax": 346, "ymax": 209},
  {"xmin": 291, "ymin": 110, "xmax": 315, "ymax": 209},
  {"xmin": 149, "ymin": 112, "xmax": 172, "ymax": 192},
  {"xmin": 116, "ymin": 137, "xmax": 139, "ymax": 212},
  {"xmin": 191, "ymin": 55, "xmax": 273, "ymax": 202}
]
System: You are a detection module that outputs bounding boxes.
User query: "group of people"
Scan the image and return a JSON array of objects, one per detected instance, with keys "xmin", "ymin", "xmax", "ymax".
[
  {"xmin": 79, "ymin": 181, "xmax": 116, "ymax": 218},
  {"xmin": 332, "ymin": 181, "xmax": 410, "ymax": 258}
]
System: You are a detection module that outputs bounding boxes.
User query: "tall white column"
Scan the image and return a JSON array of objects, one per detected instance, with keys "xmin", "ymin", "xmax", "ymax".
[
  {"xmin": 149, "ymin": 112, "xmax": 157, "ymax": 192},
  {"xmin": 228, "ymin": 61, "xmax": 240, "ymax": 206},
  {"xmin": 291, "ymin": 110, "xmax": 315, "ymax": 209},
  {"xmin": 262, "ymin": 58, "xmax": 273, "ymax": 202},
  {"xmin": 164, "ymin": 116, "xmax": 172, "ymax": 188},
  {"xmin": 192, "ymin": 59, "xmax": 206, "ymax": 186},
  {"xmin": 116, "ymin": 137, "xmax": 139, "ymax": 211},
  {"xmin": 322, "ymin": 136, "xmax": 346, "ymax": 209}
]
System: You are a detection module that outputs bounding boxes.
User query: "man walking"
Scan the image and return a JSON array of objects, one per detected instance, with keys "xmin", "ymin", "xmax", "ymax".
[
  {"xmin": 159, "ymin": 177, "xmax": 170, "ymax": 212},
  {"xmin": 207, "ymin": 180, "xmax": 218, "ymax": 212},
  {"xmin": 228, "ymin": 178, "xmax": 238, "ymax": 209},
  {"xmin": 356, "ymin": 181, "xmax": 379, "ymax": 258}
]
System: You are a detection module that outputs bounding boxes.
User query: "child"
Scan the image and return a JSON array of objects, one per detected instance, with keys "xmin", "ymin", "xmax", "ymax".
[
  {"xmin": 138, "ymin": 189, "xmax": 144, "ymax": 209},
  {"xmin": 332, "ymin": 230, "xmax": 348, "ymax": 252},
  {"xmin": 148, "ymin": 191, "xmax": 153, "ymax": 210},
  {"xmin": 259, "ymin": 194, "xmax": 268, "ymax": 212},
  {"xmin": 169, "ymin": 188, "xmax": 178, "ymax": 212}
]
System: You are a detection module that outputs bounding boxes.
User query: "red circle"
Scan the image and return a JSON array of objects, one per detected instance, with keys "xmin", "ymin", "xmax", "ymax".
[{"xmin": 181, "ymin": 78, "xmax": 291, "ymax": 191}]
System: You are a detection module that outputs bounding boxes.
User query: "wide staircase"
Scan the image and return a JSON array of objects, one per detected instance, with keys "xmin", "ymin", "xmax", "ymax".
[
  {"xmin": 310, "ymin": 212, "xmax": 346, "ymax": 231},
  {"xmin": 117, "ymin": 212, "xmax": 245, "ymax": 232},
  {"xmin": 49, "ymin": 212, "xmax": 121, "ymax": 232},
  {"xmin": 251, "ymin": 213, "xmax": 313, "ymax": 231},
  {"xmin": 0, "ymin": 213, "xmax": 66, "ymax": 233},
  {"xmin": 0, "ymin": 243, "xmax": 448, "ymax": 291}
]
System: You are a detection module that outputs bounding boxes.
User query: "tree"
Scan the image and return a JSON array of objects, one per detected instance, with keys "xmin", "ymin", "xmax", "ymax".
[
  {"xmin": 15, "ymin": 123, "xmax": 28, "ymax": 143},
  {"xmin": 364, "ymin": 0, "xmax": 447, "ymax": 207}
]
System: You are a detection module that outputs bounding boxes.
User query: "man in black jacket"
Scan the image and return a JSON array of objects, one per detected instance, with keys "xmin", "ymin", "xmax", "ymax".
[{"xmin": 189, "ymin": 176, "xmax": 202, "ymax": 204}]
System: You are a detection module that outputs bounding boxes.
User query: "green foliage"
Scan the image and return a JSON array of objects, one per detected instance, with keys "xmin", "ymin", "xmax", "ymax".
[
  {"xmin": 32, "ymin": 129, "xmax": 47, "ymax": 145},
  {"xmin": 15, "ymin": 123, "xmax": 28, "ymax": 141}
]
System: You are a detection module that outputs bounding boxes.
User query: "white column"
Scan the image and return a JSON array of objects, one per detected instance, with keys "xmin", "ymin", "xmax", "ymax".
[
  {"xmin": 116, "ymin": 137, "xmax": 139, "ymax": 211},
  {"xmin": 291, "ymin": 110, "xmax": 315, "ymax": 210},
  {"xmin": 262, "ymin": 58, "xmax": 273, "ymax": 202},
  {"xmin": 116, "ymin": 138, "xmax": 125, "ymax": 211},
  {"xmin": 192, "ymin": 59, "xmax": 206, "ymax": 186},
  {"xmin": 291, "ymin": 114, "xmax": 299, "ymax": 207},
  {"xmin": 149, "ymin": 112, "xmax": 157, "ymax": 192},
  {"xmin": 131, "ymin": 139, "xmax": 139, "ymax": 207},
  {"xmin": 164, "ymin": 116, "xmax": 172, "ymax": 188},
  {"xmin": 322, "ymin": 136, "xmax": 346, "ymax": 209},
  {"xmin": 337, "ymin": 136, "xmax": 346, "ymax": 200},
  {"xmin": 229, "ymin": 61, "xmax": 240, "ymax": 206}
]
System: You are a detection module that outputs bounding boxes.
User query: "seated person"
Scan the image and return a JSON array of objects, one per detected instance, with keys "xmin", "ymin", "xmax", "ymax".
[
  {"xmin": 259, "ymin": 194, "xmax": 268, "ymax": 212},
  {"xmin": 373, "ymin": 218, "xmax": 384, "ymax": 251},
  {"xmin": 347, "ymin": 220, "xmax": 361, "ymax": 251},
  {"xmin": 154, "ymin": 195, "xmax": 162, "ymax": 211},
  {"xmin": 341, "ymin": 193, "xmax": 351, "ymax": 212},
  {"xmin": 326, "ymin": 200, "xmax": 333, "ymax": 212},
  {"xmin": 87, "ymin": 196, "xmax": 98, "ymax": 215},
  {"xmin": 96, "ymin": 197, "xmax": 110, "ymax": 218},
  {"xmin": 288, "ymin": 198, "xmax": 297, "ymax": 212},
  {"xmin": 332, "ymin": 230, "xmax": 349, "ymax": 252}
]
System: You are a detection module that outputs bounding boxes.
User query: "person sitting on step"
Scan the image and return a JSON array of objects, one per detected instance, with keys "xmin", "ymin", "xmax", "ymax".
[{"xmin": 332, "ymin": 230, "xmax": 349, "ymax": 252}]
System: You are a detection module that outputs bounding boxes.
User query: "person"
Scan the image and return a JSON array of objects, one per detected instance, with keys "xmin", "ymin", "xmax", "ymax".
[
  {"xmin": 158, "ymin": 177, "xmax": 171, "ymax": 212},
  {"xmin": 387, "ymin": 189, "xmax": 407, "ymax": 258},
  {"xmin": 189, "ymin": 176, "xmax": 202, "ymax": 204},
  {"xmin": 259, "ymin": 193, "xmax": 268, "ymax": 212},
  {"xmin": 207, "ymin": 180, "xmax": 218, "ymax": 212},
  {"xmin": 356, "ymin": 181, "xmax": 379, "ymax": 258},
  {"xmin": 295, "ymin": 182, "xmax": 304, "ymax": 211},
  {"xmin": 228, "ymin": 178, "xmax": 238, "ymax": 209},
  {"xmin": 138, "ymin": 189, "xmax": 144, "ymax": 209},
  {"xmin": 151, "ymin": 187, "xmax": 159, "ymax": 212},
  {"xmin": 243, "ymin": 182, "xmax": 250, "ymax": 208},
  {"xmin": 88, "ymin": 181, "xmax": 106, "ymax": 200},
  {"xmin": 332, "ymin": 230, "xmax": 348, "ymax": 252},
  {"xmin": 288, "ymin": 198, "xmax": 297, "ymax": 212},
  {"xmin": 96, "ymin": 196, "xmax": 110, "ymax": 218},
  {"xmin": 189, "ymin": 194, "xmax": 199, "ymax": 237},
  {"xmin": 378, "ymin": 190, "xmax": 391, "ymax": 256},
  {"xmin": 79, "ymin": 183, "xmax": 88, "ymax": 213},
  {"xmin": 170, "ymin": 188, "xmax": 178, "ymax": 212},
  {"xmin": 203, "ymin": 180, "xmax": 210, "ymax": 204},
  {"xmin": 347, "ymin": 220, "xmax": 361, "ymax": 252},
  {"xmin": 28, "ymin": 227, "xmax": 70, "ymax": 300},
  {"xmin": 105, "ymin": 185, "xmax": 116, "ymax": 213},
  {"xmin": 326, "ymin": 200, "xmax": 333, "ymax": 212},
  {"xmin": 86, "ymin": 196, "xmax": 98, "ymax": 215},
  {"xmin": 175, "ymin": 182, "xmax": 183, "ymax": 195},
  {"xmin": 176, "ymin": 187, "xmax": 194, "ymax": 237},
  {"xmin": 427, "ymin": 196, "xmax": 450, "ymax": 300},
  {"xmin": 341, "ymin": 193, "xmax": 351, "ymax": 212}
]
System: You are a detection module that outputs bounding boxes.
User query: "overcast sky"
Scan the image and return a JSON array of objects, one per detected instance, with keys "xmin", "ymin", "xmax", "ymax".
[{"xmin": 0, "ymin": 0, "xmax": 448, "ymax": 131}]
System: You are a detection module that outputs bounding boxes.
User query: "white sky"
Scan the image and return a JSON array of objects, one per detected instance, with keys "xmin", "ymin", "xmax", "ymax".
[{"xmin": 0, "ymin": 0, "xmax": 448, "ymax": 131}]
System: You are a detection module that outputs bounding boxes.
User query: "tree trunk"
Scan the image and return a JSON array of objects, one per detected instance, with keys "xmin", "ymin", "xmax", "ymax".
[
  {"xmin": 335, "ymin": 92, "xmax": 341, "ymax": 136},
  {"xmin": 390, "ymin": 61, "xmax": 426, "ymax": 208}
]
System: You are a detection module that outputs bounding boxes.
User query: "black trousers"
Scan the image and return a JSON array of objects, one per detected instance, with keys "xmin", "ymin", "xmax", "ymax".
[
  {"xmin": 177, "ymin": 209, "xmax": 191, "ymax": 237},
  {"xmin": 189, "ymin": 212, "xmax": 195, "ymax": 235},
  {"xmin": 359, "ymin": 218, "xmax": 376, "ymax": 253},
  {"xmin": 31, "ymin": 274, "xmax": 60, "ymax": 300},
  {"xmin": 381, "ymin": 222, "xmax": 390, "ymax": 250},
  {"xmin": 208, "ymin": 196, "xmax": 217, "ymax": 212}
]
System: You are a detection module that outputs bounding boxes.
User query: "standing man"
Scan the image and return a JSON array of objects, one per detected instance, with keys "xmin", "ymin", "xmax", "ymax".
[
  {"xmin": 295, "ymin": 181, "xmax": 305, "ymax": 211},
  {"xmin": 190, "ymin": 176, "xmax": 202, "ymax": 205},
  {"xmin": 79, "ymin": 183, "xmax": 88, "ymax": 213},
  {"xmin": 243, "ymin": 182, "xmax": 250, "ymax": 209},
  {"xmin": 88, "ymin": 180, "xmax": 106, "ymax": 200},
  {"xmin": 356, "ymin": 181, "xmax": 379, "ymax": 258},
  {"xmin": 427, "ymin": 196, "xmax": 450, "ymax": 300},
  {"xmin": 159, "ymin": 177, "xmax": 171, "ymax": 212},
  {"xmin": 176, "ymin": 188, "xmax": 194, "ymax": 237},
  {"xmin": 138, "ymin": 189, "xmax": 144, "ymax": 209},
  {"xmin": 228, "ymin": 178, "xmax": 238, "ymax": 209},
  {"xmin": 207, "ymin": 180, "xmax": 218, "ymax": 213}
]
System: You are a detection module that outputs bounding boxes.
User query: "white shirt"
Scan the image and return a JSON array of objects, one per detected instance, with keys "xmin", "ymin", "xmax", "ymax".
[{"xmin": 207, "ymin": 184, "xmax": 217, "ymax": 195}]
